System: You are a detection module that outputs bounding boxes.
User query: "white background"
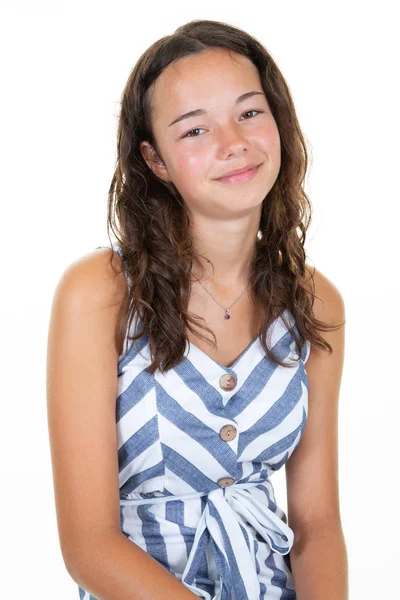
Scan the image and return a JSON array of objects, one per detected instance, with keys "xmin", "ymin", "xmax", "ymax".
[{"xmin": 1, "ymin": 1, "xmax": 399, "ymax": 598}]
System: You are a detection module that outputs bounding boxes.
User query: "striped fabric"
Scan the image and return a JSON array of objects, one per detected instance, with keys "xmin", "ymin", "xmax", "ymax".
[{"xmin": 78, "ymin": 243, "xmax": 311, "ymax": 600}]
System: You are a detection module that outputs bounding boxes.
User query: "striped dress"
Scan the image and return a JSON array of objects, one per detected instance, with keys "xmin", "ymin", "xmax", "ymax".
[{"xmin": 78, "ymin": 243, "xmax": 311, "ymax": 600}]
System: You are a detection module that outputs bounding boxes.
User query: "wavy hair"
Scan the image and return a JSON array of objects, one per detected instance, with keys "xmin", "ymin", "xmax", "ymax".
[{"xmin": 106, "ymin": 18, "xmax": 345, "ymax": 375}]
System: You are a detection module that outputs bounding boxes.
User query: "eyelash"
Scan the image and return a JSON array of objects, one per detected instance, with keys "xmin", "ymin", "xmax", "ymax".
[{"xmin": 182, "ymin": 109, "xmax": 264, "ymax": 138}]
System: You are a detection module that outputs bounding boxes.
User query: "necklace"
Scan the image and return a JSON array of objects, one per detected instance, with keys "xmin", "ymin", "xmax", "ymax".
[{"xmin": 195, "ymin": 274, "xmax": 252, "ymax": 320}]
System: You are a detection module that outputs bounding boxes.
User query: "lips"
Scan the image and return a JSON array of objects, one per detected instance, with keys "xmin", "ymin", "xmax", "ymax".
[
  {"xmin": 215, "ymin": 163, "xmax": 261, "ymax": 184},
  {"xmin": 217, "ymin": 163, "xmax": 260, "ymax": 179}
]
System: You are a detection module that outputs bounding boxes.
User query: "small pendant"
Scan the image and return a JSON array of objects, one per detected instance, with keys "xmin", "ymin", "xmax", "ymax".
[{"xmin": 224, "ymin": 309, "xmax": 231, "ymax": 320}]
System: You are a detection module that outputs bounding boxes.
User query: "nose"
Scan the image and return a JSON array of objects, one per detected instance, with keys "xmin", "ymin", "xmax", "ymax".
[{"xmin": 216, "ymin": 122, "xmax": 249, "ymax": 157}]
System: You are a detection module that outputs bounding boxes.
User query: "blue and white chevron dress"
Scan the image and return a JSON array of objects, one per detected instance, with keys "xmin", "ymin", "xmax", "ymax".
[{"xmin": 78, "ymin": 243, "xmax": 311, "ymax": 600}]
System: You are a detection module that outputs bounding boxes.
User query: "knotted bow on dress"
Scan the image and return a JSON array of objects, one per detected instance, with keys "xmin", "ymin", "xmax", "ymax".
[{"xmin": 121, "ymin": 480, "xmax": 294, "ymax": 600}]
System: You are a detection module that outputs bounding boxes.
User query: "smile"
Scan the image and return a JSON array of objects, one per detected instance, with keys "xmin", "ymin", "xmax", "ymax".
[{"xmin": 215, "ymin": 164, "xmax": 261, "ymax": 184}]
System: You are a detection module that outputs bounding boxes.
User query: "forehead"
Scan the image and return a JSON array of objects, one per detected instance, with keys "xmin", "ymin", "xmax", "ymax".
[{"xmin": 150, "ymin": 48, "xmax": 261, "ymax": 119}]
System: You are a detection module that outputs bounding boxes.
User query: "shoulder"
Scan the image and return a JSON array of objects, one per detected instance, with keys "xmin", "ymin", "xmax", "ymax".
[
  {"xmin": 305, "ymin": 262, "xmax": 345, "ymax": 325},
  {"xmin": 53, "ymin": 246, "xmax": 129, "ymax": 310},
  {"xmin": 50, "ymin": 247, "xmax": 130, "ymax": 356}
]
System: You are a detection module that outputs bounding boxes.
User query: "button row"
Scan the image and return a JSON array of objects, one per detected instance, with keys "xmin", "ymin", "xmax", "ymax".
[{"xmin": 217, "ymin": 422, "xmax": 237, "ymax": 486}]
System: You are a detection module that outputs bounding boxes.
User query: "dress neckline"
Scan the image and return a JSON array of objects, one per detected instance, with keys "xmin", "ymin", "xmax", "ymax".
[
  {"xmin": 187, "ymin": 334, "xmax": 260, "ymax": 371},
  {"xmin": 186, "ymin": 311, "xmax": 288, "ymax": 371}
]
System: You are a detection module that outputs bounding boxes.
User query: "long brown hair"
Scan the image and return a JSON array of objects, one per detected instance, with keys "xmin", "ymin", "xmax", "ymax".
[{"xmin": 106, "ymin": 18, "xmax": 344, "ymax": 375}]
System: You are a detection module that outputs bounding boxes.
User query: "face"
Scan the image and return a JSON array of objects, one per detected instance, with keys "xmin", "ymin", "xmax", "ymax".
[{"xmin": 140, "ymin": 47, "xmax": 281, "ymax": 219}]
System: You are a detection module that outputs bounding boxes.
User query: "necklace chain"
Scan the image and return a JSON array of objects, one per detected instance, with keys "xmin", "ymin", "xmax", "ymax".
[
  {"xmin": 194, "ymin": 275, "xmax": 252, "ymax": 320},
  {"xmin": 192, "ymin": 230, "xmax": 261, "ymax": 320}
]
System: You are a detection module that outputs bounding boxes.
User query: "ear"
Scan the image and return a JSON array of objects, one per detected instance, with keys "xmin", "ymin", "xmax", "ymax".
[{"xmin": 140, "ymin": 141, "xmax": 171, "ymax": 183}]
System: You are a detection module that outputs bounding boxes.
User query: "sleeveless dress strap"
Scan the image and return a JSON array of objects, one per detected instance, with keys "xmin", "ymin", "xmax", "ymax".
[
  {"xmin": 95, "ymin": 243, "xmax": 130, "ymax": 288},
  {"xmin": 95, "ymin": 242, "xmax": 126, "ymax": 262}
]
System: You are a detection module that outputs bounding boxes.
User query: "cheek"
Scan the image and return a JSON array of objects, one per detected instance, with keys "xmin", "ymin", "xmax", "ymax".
[
  {"xmin": 175, "ymin": 146, "xmax": 208, "ymax": 180},
  {"xmin": 171, "ymin": 147, "xmax": 211, "ymax": 204},
  {"xmin": 259, "ymin": 123, "xmax": 281, "ymax": 165},
  {"xmin": 269, "ymin": 136, "xmax": 281, "ymax": 163}
]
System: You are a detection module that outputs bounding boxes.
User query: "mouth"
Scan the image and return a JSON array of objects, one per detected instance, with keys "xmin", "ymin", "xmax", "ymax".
[{"xmin": 215, "ymin": 163, "xmax": 262, "ymax": 184}]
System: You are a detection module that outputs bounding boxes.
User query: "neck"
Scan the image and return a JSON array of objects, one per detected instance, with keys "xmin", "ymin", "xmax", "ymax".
[{"xmin": 190, "ymin": 221, "xmax": 260, "ymax": 288}]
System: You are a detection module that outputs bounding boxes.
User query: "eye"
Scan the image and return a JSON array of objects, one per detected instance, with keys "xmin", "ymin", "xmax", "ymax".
[
  {"xmin": 182, "ymin": 109, "xmax": 263, "ymax": 138},
  {"xmin": 182, "ymin": 127, "xmax": 206, "ymax": 139},
  {"xmin": 240, "ymin": 109, "xmax": 263, "ymax": 120}
]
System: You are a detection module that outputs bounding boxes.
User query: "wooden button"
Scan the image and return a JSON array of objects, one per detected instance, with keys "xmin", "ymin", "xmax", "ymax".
[
  {"xmin": 219, "ymin": 424, "xmax": 237, "ymax": 441},
  {"xmin": 217, "ymin": 477, "xmax": 235, "ymax": 487},
  {"xmin": 219, "ymin": 373, "xmax": 237, "ymax": 391}
]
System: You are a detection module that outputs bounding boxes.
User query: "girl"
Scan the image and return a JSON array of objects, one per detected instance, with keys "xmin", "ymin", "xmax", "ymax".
[{"xmin": 47, "ymin": 19, "xmax": 348, "ymax": 600}]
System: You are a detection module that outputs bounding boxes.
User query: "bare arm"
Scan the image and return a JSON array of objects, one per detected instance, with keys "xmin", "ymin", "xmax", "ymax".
[
  {"xmin": 46, "ymin": 248, "xmax": 198, "ymax": 600},
  {"xmin": 289, "ymin": 523, "xmax": 348, "ymax": 600},
  {"xmin": 67, "ymin": 530, "xmax": 199, "ymax": 600},
  {"xmin": 285, "ymin": 266, "xmax": 348, "ymax": 599}
]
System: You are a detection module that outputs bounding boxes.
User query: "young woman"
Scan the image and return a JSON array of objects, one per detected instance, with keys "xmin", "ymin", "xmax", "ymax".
[{"xmin": 46, "ymin": 19, "xmax": 348, "ymax": 600}]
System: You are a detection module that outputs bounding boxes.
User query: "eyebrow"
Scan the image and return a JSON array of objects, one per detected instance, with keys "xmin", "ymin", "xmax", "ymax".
[{"xmin": 168, "ymin": 90, "xmax": 265, "ymax": 127}]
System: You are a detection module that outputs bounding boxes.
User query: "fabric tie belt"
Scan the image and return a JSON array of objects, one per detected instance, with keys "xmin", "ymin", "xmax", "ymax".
[{"xmin": 120, "ymin": 481, "xmax": 294, "ymax": 600}]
